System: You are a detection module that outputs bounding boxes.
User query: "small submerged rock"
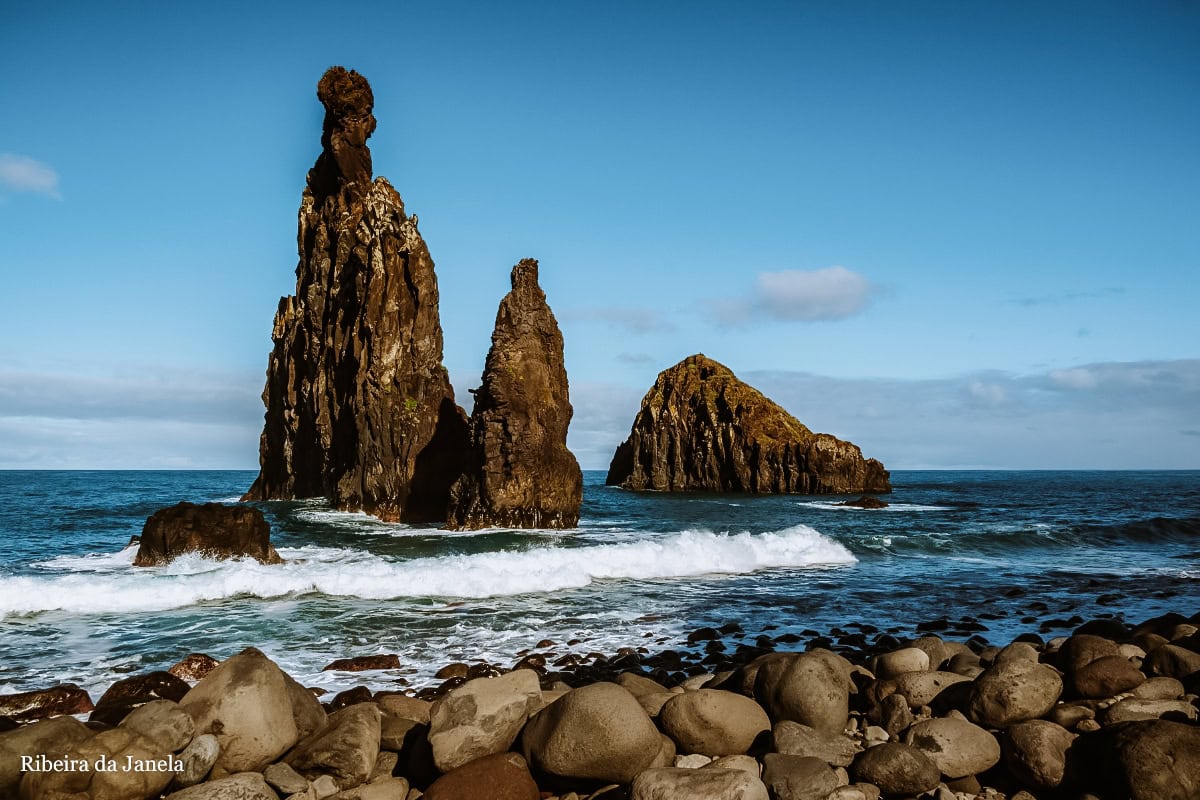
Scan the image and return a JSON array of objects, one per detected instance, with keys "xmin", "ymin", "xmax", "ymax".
[{"xmin": 836, "ymin": 496, "xmax": 889, "ymax": 509}]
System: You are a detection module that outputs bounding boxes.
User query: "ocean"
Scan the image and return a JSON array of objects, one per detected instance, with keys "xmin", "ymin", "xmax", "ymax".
[{"xmin": 1, "ymin": 470, "xmax": 1197, "ymax": 699}]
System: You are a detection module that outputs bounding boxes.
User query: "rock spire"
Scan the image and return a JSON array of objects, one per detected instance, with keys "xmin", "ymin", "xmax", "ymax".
[
  {"xmin": 606, "ymin": 354, "xmax": 890, "ymax": 494},
  {"xmin": 447, "ymin": 259, "xmax": 583, "ymax": 529},
  {"xmin": 244, "ymin": 67, "xmax": 467, "ymax": 521}
]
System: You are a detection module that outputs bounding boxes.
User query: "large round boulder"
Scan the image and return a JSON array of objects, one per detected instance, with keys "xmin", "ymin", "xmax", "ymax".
[
  {"xmin": 753, "ymin": 653, "xmax": 850, "ymax": 734},
  {"xmin": 967, "ymin": 660, "xmax": 1063, "ymax": 728},
  {"xmin": 850, "ymin": 742, "xmax": 940, "ymax": 797},
  {"xmin": 1002, "ymin": 719, "xmax": 1075, "ymax": 790},
  {"xmin": 772, "ymin": 721, "xmax": 859, "ymax": 767},
  {"xmin": 873, "ymin": 648, "xmax": 930, "ymax": 680},
  {"xmin": 903, "ymin": 716, "xmax": 1000, "ymax": 779},
  {"xmin": 660, "ymin": 690, "xmax": 770, "ymax": 756},
  {"xmin": 521, "ymin": 682, "xmax": 661, "ymax": 784},
  {"xmin": 178, "ymin": 647, "xmax": 301, "ymax": 777},
  {"xmin": 0, "ymin": 717, "xmax": 94, "ymax": 797},
  {"xmin": 760, "ymin": 754, "xmax": 839, "ymax": 800},
  {"xmin": 1072, "ymin": 655, "xmax": 1145, "ymax": 699},
  {"xmin": 285, "ymin": 702, "xmax": 382, "ymax": 789},
  {"xmin": 428, "ymin": 668, "xmax": 542, "ymax": 772}
]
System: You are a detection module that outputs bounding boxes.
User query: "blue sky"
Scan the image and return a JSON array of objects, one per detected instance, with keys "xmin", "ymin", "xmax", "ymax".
[{"xmin": 1, "ymin": 1, "xmax": 1197, "ymax": 469}]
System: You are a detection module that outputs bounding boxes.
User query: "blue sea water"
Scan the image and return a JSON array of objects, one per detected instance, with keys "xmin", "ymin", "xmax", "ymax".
[{"xmin": 0, "ymin": 470, "xmax": 1197, "ymax": 698}]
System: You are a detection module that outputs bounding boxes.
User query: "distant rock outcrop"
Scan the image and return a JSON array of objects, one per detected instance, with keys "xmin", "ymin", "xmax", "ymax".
[
  {"xmin": 133, "ymin": 502, "xmax": 282, "ymax": 566},
  {"xmin": 244, "ymin": 66, "xmax": 468, "ymax": 521},
  {"xmin": 447, "ymin": 259, "xmax": 583, "ymax": 529},
  {"xmin": 606, "ymin": 354, "xmax": 890, "ymax": 494}
]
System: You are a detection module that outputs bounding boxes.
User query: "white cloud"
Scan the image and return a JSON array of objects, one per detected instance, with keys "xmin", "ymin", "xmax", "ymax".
[
  {"xmin": 711, "ymin": 266, "xmax": 876, "ymax": 327},
  {"xmin": 0, "ymin": 153, "xmax": 61, "ymax": 199}
]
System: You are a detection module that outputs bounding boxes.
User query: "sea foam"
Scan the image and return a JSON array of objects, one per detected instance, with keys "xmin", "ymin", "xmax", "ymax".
[{"xmin": 0, "ymin": 525, "xmax": 853, "ymax": 617}]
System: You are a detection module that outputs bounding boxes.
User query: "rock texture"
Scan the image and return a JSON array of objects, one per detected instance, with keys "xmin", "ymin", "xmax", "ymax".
[
  {"xmin": 244, "ymin": 66, "xmax": 467, "ymax": 521},
  {"xmin": 606, "ymin": 354, "xmax": 890, "ymax": 494},
  {"xmin": 133, "ymin": 503, "xmax": 281, "ymax": 567},
  {"xmin": 446, "ymin": 259, "xmax": 582, "ymax": 529}
]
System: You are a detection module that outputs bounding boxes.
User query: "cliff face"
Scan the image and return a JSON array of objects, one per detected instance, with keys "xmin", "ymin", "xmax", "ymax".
[
  {"xmin": 446, "ymin": 259, "xmax": 583, "ymax": 529},
  {"xmin": 606, "ymin": 354, "xmax": 890, "ymax": 494},
  {"xmin": 244, "ymin": 67, "xmax": 467, "ymax": 521}
]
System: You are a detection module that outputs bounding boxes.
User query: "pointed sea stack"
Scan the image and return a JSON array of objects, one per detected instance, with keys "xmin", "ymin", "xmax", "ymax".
[
  {"xmin": 446, "ymin": 259, "xmax": 583, "ymax": 529},
  {"xmin": 244, "ymin": 67, "xmax": 468, "ymax": 521},
  {"xmin": 607, "ymin": 354, "xmax": 890, "ymax": 494}
]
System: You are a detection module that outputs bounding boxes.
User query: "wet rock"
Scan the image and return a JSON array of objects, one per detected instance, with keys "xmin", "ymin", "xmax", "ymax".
[
  {"xmin": 754, "ymin": 652, "xmax": 850, "ymax": 733},
  {"xmin": 760, "ymin": 753, "xmax": 840, "ymax": 800},
  {"xmin": 606, "ymin": 354, "xmax": 890, "ymax": 494},
  {"xmin": 134, "ymin": 503, "xmax": 282, "ymax": 566},
  {"xmin": 179, "ymin": 647, "xmax": 300, "ymax": 777},
  {"xmin": 836, "ymin": 496, "xmax": 889, "ymax": 509},
  {"xmin": 967, "ymin": 660, "xmax": 1063, "ymax": 728},
  {"xmin": 91, "ymin": 671, "xmax": 191, "ymax": 726},
  {"xmin": 168, "ymin": 654, "xmax": 220, "ymax": 683},
  {"xmin": 446, "ymin": 259, "xmax": 583, "ymax": 529},
  {"xmin": 850, "ymin": 742, "xmax": 940, "ymax": 797},
  {"xmin": 772, "ymin": 721, "xmax": 859, "ymax": 767},
  {"xmin": 245, "ymin": 66, "xmax": 468, "ymax": 522},
  {"xmin": 0, "ymin": 683, "xmax": 93, "ymax": 723},
  {"xmin": 323, "ymin": 655, "xmax": 403, "ymax": 672},
  {"xmin": 286, "ymin": 702, "xmax": 382, "ymax": 789},
  {"xmin": 903, "ymin": 716, "xmax": 1000, "ymax": 779},
  {"xmin": 659, "ymin": 689, "xmax": 770, "ymax": 756},
  {"xmin": 521, "ymin": 682, "xmax": 661, "ymax": 784},
  {"xmin": 631, "ymin": 767, "xmax": 768, "ymax": 800},
  {"xmin": 428, "ymin": 668, "xmax": 543, "ymax": 772}
]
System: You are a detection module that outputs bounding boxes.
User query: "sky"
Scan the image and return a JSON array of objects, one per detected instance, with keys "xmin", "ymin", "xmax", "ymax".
[{"xmin": 1, "ymin": 0, "xmax": 1197, "ymax": 470}]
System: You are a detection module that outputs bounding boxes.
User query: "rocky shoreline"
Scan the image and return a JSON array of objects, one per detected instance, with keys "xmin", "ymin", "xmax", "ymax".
[{"xmin": 2, "ymin": 606, "xmax": 1199, "ymax": 800}]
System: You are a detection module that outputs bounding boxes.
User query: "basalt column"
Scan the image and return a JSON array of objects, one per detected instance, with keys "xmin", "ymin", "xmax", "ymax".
[
  {"xmin": 244, "ymin": 67, "xmax": 467, "ymax": 521},
  {"xmin": 446, "ymin": 259, "xmax": 583, "ymax": 529}
]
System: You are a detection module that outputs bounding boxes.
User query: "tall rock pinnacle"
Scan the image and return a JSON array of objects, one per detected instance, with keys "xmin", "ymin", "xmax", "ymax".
[
  {"xmin": 244, "ymin": 67, "xmax": 467, "ymax": 521},
  {"xmin": 607, "ymin": 354, "xmax": 891, "ymax": 494},
  {"xmin": 446, "ymin": 259, "xmax": 583, "ymax": 529}
]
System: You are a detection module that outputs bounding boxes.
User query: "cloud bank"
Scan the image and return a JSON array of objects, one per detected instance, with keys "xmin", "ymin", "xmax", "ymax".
[
  {"xmin": 0, "ymin": 153, "xmax": 61, "ymax": 199},
  {"xmin": 712, "ymin": 266, "xmax": 876, "ymax": 327}
]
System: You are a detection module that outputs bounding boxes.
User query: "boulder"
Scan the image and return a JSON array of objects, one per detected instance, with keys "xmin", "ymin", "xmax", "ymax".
[
  {"xmin": 631, "ymin": 767, "xmax": 768, "ymax": 800},
  {"xmin": 178, "ymin": 647, "xmax": 300, "ymax": 777},
  {"xmin": 903, "ymin": 717, "xmax": 1000, "ymax": 779},
  {"xmin": 264, "ymin": 762, "xmax": 310, "ymax": 796},
  {"xmin": 20, "ymin": 727, "xmax": 174, "ymax": 800},
  {"xmin": 133, "ymin": 503, "xmax": 281, "ymax": 566},
  {"xmin": 760, "ymin": 754, "xmax": 839, "ymax": 800},
  {"xmin": 1072, "ymin": 655, "xmax": 1145, "ymax": 698},
  {"xmin": 1133, "ymin": 676, "xmax": 1184, "ymax": 700},
  {"xmin": 754, "ymin": 653, "xmax": 849, "ymax": 733},
  {"xmin": 659, "ymin": 689, "xmax": 770, "ymax": 756},
  {"xmin": 1060, "ymin": 634, "xmax": 1119, "ymax": 672},
  {"xmin": 967, "ymin": 660, "xmax": 1063, "ymax": 728},
  {"xmin": 244, "ymin": 66, "xmax": 469, "ymax": 522},
  {"xmin": 168, "ymin": 654, "xmax": 221, "ymax": 683},
  {"xmin": 616, "ymin": 673, "xmax": 670, "ymax": 698},
  {"xmin": 1103, "ymin": 697, "xmax": 1199, "ymax": 724},
  {"xmin": 420, "ymin": 753, "xmax": 537, "ymax": 800},
  {"xmin": 428, "ymin": 668, "xmax": 543, "ymax": 772},
  {"xmin": 329, "ymin": 777, "xmax": 410, "ymax": 800},
  {"xmin": 0, "ymin": 716, "xmax": 94, "ymax": 796},
  {"xmin": 323, "ymin": 656, "xmax": 403, "ymax": 672},
  {"xmin": 850, "ymin": 742, "xmax": 940, "ymax": 797},
  {"xmin": 872, "ymin": 648, "xmax": 929, "ymax": 680},
  {"xmin": 1145, "ymin": 644, "xmax": 1200, "ymax": 679},
  {"xmin": 173, "ymin": 733, "xmax": 220, "ymax": 788},
  {"xmin": 1106, "ymin": 720, "xmax": 1200, "ymax": 800},
  {"xmin": 606, "ymin": 354, "xmax": 890, "ymax": 494},
  {"xmin": 284, "ymin": 672, "xmax": 328, "ymax": 740},
  {"xmin": 1002, "ymin": 720, "xmax": 1075, "ymax": 790},
  {"xmin": 521, "ymin": 682, "xmax": 661, "ymax": 784},
  {"xmin": 885, "ymin": 671, "xmax": 971, "ymax": 709},
  {"xmin": 836, "ymin": 496, "xmax": 888, "ymax": 509},
  {"xmin": 376, "ymin": 694, "xmax": 431, "ymax": 725},
  {"xmin": 91, "ymin": 671, "xmax": 192, "ymax": 726},
  {"xmin": 0, "ymin": 683, "xmax": 93, "ymax": 722},
  {"xmin": 446, "ymin": 259, "xmax": 583, "ymax": 529},
  {"xmin": 286, "ymin": 703, "xmax": 382, "ymax": 789},
  {"xmin": 772, "ymin": 721, "xmax": 859, "ymax": 767},
  {"xmin": 705, "ymin": 755, "xmax": 761, "ymax": 777},
  {"xmin": 165, "ymin": 772, "xmax": 278, "ymax": 800},
  {"xmin": 118, "ymin": 700, "xmax": 195, "ymax": 753}
]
